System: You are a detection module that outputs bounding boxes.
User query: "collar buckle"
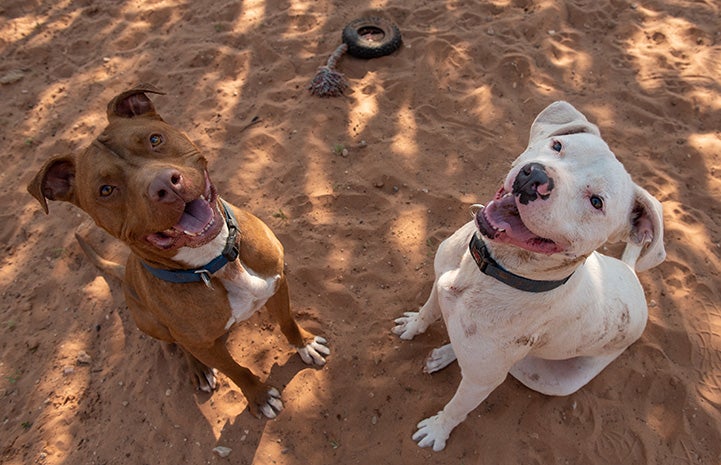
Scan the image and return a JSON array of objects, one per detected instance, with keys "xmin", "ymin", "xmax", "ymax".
[
  {"xmin": 222, "ymin": 223, "xmax": 240, "ymax": 262},
  {"xmin": 194, "ymin": 269, "xmax": 214, "ymax": 289}
]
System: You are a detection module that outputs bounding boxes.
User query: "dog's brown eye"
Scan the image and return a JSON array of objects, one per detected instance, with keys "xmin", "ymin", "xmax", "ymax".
[
  {"xmin": 149, "ymin": 134, "xmax": 163, "ymax": 147},
  {"xmin": 551, "ymin": 140, "xmax": 562, "ymax": 152},
  {"xmin": 99, "ymin": 185, "xmax": 115, "ymax": 197},
  {"xmin": 590, "ymin": 195, "xmax": 603, "ymax": 210}
]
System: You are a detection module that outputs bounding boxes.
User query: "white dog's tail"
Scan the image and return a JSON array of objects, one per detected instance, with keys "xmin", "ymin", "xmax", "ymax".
[{"xmin": 621, "ymin": 243, "xmax": 644, "ymax": 269}]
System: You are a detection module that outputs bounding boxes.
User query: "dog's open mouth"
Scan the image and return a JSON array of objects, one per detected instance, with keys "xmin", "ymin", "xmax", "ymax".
[
  {"xmin": 145, "ymin": 173, "xmax": 223, "ymax": 250},
  {"xmin": 475, "ymin": 188, "xmax": 563, "ymax": 254}
]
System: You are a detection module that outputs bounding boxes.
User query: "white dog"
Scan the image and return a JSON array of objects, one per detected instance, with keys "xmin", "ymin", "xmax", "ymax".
[{"xmin": 393, "ymin": 101, "xmax": 665, "ymax": 451}]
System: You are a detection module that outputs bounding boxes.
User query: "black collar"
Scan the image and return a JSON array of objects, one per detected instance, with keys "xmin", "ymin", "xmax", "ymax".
[
  {"xmin": 141, "ymin": 199, "xmax": 240, "ymax": 289},
  {"xmin": 469, "ymin": 233, "xmax": 573, "ymax": 293}
]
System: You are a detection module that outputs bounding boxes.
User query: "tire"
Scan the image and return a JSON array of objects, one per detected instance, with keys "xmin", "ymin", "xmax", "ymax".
[{"xmin": 341, "ymin": 17, "xmax": 402, "ymax": 59}]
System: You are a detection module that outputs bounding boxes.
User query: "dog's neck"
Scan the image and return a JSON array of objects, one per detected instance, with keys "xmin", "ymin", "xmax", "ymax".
[
  {"xmin": 481, "ymin": 237, "xmax": 589, "ymax": 283},
  {"xmin": 173, "ymin": 221, "xmax": 230, "ymax": 268},
  {"xmin": 137, "ymin": 200, "xmax": 240, "ymax": 287}
]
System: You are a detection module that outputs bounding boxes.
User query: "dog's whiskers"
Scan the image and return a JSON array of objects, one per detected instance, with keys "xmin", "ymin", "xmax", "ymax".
[{"xmin": 180, "ymin": 148, "xmax": 201, "ymax": 159}]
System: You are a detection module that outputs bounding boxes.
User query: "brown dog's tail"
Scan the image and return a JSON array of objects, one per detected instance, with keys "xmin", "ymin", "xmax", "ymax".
[{"xmin": 74, "ymin": 232, "xmax": 125, "ymax": 282}]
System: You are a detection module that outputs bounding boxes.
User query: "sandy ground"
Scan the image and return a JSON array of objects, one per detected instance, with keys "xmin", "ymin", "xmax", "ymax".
[{"xmin": 2, "ymin": 0, "xmax": 721, "ymax": 464}]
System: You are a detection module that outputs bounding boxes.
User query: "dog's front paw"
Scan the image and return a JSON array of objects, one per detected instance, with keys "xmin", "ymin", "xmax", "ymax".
[
  {"xmin": 186, "ymin": 357, "xmax": 218, "ymax": 393},
  {"xmin": 424, "ymin": 344, "xmax": 456, "ymax": 373},
  {"xmin": 196, "ymin": 368, "xmax": 219, "ymax": 393},
  {"xmin": 257, "ymin": 387, "xmax": 284, "ymax": 419},
  {"xmin": 412, "ymin": 413, "xmax": 452, "ymax": 451},
  {"xmin": 298, "ymin": 336, "xmax": 330, "ymax": 366},
  {"xmin": 392, "ymin": 312, "xmax": 428, "ymax": 340}
]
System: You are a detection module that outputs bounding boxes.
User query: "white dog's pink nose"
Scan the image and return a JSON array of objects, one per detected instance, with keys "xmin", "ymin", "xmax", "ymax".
[{"xmin": 513, "ymin": 163, "xmax": 554, "ymax": 205}]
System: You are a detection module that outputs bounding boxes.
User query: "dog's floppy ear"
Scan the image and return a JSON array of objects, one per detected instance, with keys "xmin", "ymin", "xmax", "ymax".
[
  {"xmin": 107, "ymin": 83, "xmax": 166, "ymax": 120},
  {"xmin": 621, "ymin": 185, "xmax": 666, "ymax": 272},
  {"xmin": 529, "ymin": 101, "xmax": 601, "ymax": 144},
  {"xmin": 27, "ymin": 154, "xmax": 78, "ymax": 214}
]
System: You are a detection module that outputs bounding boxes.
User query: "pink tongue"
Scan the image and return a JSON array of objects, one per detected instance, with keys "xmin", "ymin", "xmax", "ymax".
[
  {"xmin": 176, "ymin": 199, "xmax": 213, "ymax": 234},
  {"xmin": 486, "ymin": 196, "xmax": 536, "ymax": 242}
]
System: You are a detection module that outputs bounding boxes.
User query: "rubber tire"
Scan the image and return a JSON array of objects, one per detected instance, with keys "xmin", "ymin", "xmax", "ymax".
[{"xmin": 341, "ymin": 17, "xmax": 402, "ymax": 59}]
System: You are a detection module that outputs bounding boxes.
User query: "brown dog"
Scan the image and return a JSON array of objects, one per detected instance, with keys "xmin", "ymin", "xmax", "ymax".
[{"xmin": 27, "ymin": 84, "xmax": 329, "ymax": 418}]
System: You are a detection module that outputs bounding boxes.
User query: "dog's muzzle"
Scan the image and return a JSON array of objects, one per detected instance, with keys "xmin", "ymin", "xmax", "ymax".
[{"xmin": 513, "ymin": 163, "xmax": 554, "ymax": 205}]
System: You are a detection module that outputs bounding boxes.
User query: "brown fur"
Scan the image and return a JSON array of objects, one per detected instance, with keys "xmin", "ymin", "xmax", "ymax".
[{"xmin": 27, "ymin": 84, "xmax": 324, "ymax": 417}]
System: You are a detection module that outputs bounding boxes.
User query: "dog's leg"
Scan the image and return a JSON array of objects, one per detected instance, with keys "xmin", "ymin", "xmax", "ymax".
[
  {"xmin": 159, "ymin": 342, "xmax": 218, "ymax": 393},
  {"xmin": 126, "ymin": 290, "xmax": 221, "ymax": 393},
  {"xmin": 509, "ymin": 351, "xmax": 624, "ymax": 396},
  {"xmin": 393, "ymin": 282, "xmax": 442, "ymax": 340},
  {"xmin": 183, "ymin": 339, "xmax": 283, "ymax": 419},
  {"xmin": 413, "ymin": 373, "xmax": 506, "ymax": 451},
  {"xmin": 424, "ymin": 343, "xmax": 457, "ymax": 373},
  {"xmin": 265, "ymin": 276, "xmax": 329, "ymax": 366},
  {"xmin": 180, "ymin": 347, "xmax": 218, "ymax": 392}
]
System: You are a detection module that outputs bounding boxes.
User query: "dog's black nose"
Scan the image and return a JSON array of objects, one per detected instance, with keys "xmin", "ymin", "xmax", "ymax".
[{"xmin": 513, "ymin": 163, "xmax": 554, "ymax": 205}]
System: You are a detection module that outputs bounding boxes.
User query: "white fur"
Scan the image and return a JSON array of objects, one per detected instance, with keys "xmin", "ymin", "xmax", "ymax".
[
  {"xmin": 259, "ymin": 387, "xmax": 283, "ymax": 419},
  {"xmin": 219, "ymin": 268, "xmax": 280, "ymax": 330},
  {"xmin": 174, "ymin": 215, "xmax": 329, "ymax": 368},
  {"xmin": 298, "ymin": 336, "xmax": 330, "ymax": 365},
  {"xmin": 394, "ymin": 101, "xmax": 665, "ymax": 451},
  {"xmin": 173, "ymin": 219, "xmax": 280, "ymax": 329},
  {"xmin": 174, "ymin": 221, "xmax": 280, "ymax": 330},
  {"xmin": 173, "ymin": 221, "xmax": 230, "ymax": 268}
]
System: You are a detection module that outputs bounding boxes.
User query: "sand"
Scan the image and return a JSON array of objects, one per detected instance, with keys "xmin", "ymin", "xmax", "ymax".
[{"xmin": 2, "ymin": 0, "xmax": 720, "ymax": 464}]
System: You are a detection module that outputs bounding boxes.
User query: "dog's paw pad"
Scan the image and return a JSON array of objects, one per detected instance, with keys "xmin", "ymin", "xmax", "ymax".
[
  {"xmin": 392, "ymin": 312, "xmax": 426, "ymax": 340},
  {"xmin": 259, "ymin": 388, "xmax": 283, "ymax": 419},
  {"xmin": 412, "ymin": 414, "xmax": 450, "ymax": 451},
  {"xmin": 298, "ymin": 336, "xmax": 330, "ymax": 366}
]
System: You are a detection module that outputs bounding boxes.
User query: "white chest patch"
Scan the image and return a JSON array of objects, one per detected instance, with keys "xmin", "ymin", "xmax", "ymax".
[
  {"xmin": 173, "ymin": 222, "xmax": 280, "ymax": 330},
  {"xmin": 174, "ymin": 222, "xmax": 230, "ymax": 268},
  {"xmin": 217, "ymin": 264, "xmax": 280, "ymax": 330}
]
